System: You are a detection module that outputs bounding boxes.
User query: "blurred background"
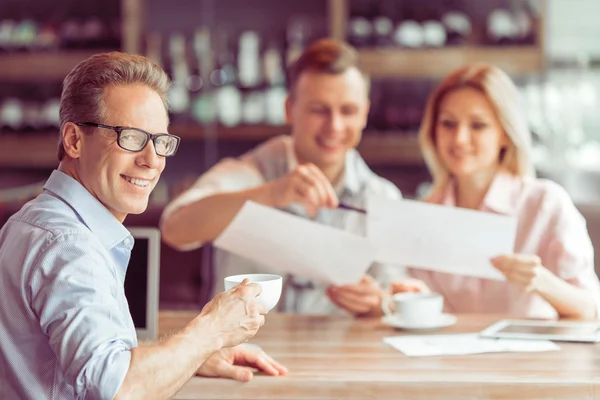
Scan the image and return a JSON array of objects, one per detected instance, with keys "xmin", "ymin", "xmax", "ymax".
[{"xmin": 1, "ymin": 0, "xmax": 600, "ymax": 308}]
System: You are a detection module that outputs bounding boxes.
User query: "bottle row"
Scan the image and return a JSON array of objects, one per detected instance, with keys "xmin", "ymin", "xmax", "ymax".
[
  {"xmin": 147, "ymin": 27, "xmax": 294, "ymax": 127},
  {"xmin": 0, "ymin": 78, "xmax": 493, "ymax": 134},
  {"xmin": 347, "ymin": 0, "xmax": 540, "ymax": 48},
  {"xmin": 0, "ymin": 18, "xmax": 121, "ymax": 52}
]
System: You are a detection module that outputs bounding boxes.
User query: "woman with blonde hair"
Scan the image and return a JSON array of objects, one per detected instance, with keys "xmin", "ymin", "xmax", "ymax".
[{"xmin": 327, "ymin": 64, "xmax": 600, "ymax": 319}]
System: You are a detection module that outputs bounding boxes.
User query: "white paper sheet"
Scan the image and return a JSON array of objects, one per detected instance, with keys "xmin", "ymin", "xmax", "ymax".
[
  {"xmin": 383, "ymin": 333, "xmax": 560, "ymax": 357},
  {"xmin": 214, "ymin": 201, "xmax": 377, "ymax": 285},
  {"xmin": 367, "ymin": 197, "xmax": 517, "ymax": 280}
]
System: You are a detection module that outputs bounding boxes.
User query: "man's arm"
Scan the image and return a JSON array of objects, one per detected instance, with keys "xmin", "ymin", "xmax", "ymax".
[
  {"xmin": 115, "ymin": 316, "xmax": 222, "ymax": 400},
  {"xmin": 160, "ymin": 159, "xmax": 268, "ymax": 250},
  {"xmin": 161, "ymin": 185, "xmax": 274, "ymax": 250},
  {"xmin": 116, "ymin": 281, "xmax": 267, "ymax": 400},
  {"xmin": 32, "ymin": 234, "xmax": 266, "ymax": 400},
  {"xmin": 161, "ymin": 162, "xmax": 338, "ymax": 250}
]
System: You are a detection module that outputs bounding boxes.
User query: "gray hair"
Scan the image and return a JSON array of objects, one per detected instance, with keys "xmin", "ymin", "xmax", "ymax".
[{"xmin": 58, "ymin": 51, "xmax": 170, "ymax": 161}]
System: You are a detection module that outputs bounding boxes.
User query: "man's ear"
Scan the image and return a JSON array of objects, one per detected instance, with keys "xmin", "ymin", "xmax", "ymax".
[
  {"xmin": 61, "ymin": 122, "xmax": 83, "ymax": 159},
  {"xmin": 284, "ymin": 95, "xmax": 293, "ymax": 126}
]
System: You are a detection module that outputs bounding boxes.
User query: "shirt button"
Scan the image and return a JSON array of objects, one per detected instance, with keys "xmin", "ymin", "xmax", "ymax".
[{"xmin": 124, "ymin": 237, "xmax": 133, "ymax": 246}]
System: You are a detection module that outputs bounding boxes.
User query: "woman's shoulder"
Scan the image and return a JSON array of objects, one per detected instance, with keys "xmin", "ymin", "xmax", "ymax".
[
  {"xmin": 521, "ymin": 176, "xmax": 573, "ymax": 207},
  {"xmin": 516, "ymin": 176, "xmax": 581, "ymax": 224}
]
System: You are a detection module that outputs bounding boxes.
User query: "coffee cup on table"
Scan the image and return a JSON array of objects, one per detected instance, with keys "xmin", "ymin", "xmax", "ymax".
[
  {"xmin": 381, "ymin": 292, "xmax": 444, "ymax": 325},
  {"xmin": 224, "ymin": 273, "xmax": 282, "ymax": 312}
]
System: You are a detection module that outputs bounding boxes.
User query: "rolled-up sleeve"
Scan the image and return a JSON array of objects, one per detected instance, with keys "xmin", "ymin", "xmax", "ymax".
[
  {"xmin": 29, "ymin": 232, "xmax": 134, "ymax": 400},
  {"xmin": 544, "ymin": 192, "xmax": 600, "ymax": 318},
  {"xmin": 160, "ymin": 158, "xmax": 265, "ymax": 251}
]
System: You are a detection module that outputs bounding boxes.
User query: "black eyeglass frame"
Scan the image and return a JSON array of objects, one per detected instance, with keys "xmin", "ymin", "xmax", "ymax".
[{"xmin": 75, "ymin": 122, "xmax": 181, "ymax": 157}]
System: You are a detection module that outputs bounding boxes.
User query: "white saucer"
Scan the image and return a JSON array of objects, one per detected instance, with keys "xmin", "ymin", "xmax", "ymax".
[{"xmin": 382, "ymin": 314, "xmax": 457, "ymax": 330}]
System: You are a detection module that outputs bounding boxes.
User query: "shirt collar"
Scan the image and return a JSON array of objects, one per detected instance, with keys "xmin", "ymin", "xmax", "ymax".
[
  {"xmin": 43, "ymin": 170, "xmax": 131, "ymax": 249},
  {"xmin": 481, "ymin": 170, "xmax": 521, "ymax": 215},
  {"xmin": 283, "ymin": 139, "xmax": 366, "ymax": 197},
  {"xmin": 337, "ymin": 149, "xmax": 366, "ymax": 197},
  {"xmin": 442, "ymin": 170, "xmax": 520, "ymax": 215}
]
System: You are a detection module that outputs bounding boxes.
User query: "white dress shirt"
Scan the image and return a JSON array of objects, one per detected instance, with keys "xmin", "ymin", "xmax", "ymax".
[{"xmin": 162, "ymin": 135, "xmax": 404, "ymax": 314}]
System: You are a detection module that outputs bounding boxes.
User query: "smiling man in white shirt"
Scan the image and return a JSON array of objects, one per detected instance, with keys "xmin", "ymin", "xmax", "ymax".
[{"xmin": 161, "ymin": 39, "xmax": 404, "ymax": 316}]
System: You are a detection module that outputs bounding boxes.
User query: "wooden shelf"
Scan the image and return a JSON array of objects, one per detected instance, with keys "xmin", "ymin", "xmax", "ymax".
[
  {"xmin": 173, "ymin": 125, "xmax": 423, "ymax": 166},
  {"xmin": 358, "ymin": 134, "xmax": 422, "ymax": 166},
  {"xmin": 0, "ymin": 128, "xmax": 423, "ymax": 169},
  {"xmin": 0, "ymin": 50, "xmax": 115, "ymax": 81},
  {"xmin": 170, "ymin": 124, "xmax": 291, "ymax": 141},
  {"xmin": 358, "ymin": 47, "xmax": 544, "ymax": 78},
  {"xmin": 0, "ymin": 134, "xmax": 58, "ymax": 168}
]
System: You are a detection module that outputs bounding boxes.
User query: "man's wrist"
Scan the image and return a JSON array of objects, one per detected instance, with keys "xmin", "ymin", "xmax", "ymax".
[
  {"xmin": 246, "ymin": 183, "xmax": 277, "ymax": 208},
  {"xmin": 184, "ymin": 315, "xmax": 224, "ymax": 354}
]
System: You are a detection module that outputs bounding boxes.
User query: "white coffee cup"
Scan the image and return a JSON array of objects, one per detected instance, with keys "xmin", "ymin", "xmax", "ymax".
[
  {"xmin": 224, "ymin": 273, "xmax": 282, "ymax": 312},
  {"xmin": 381, "ymin": 292, "xmax": 444, "ymax": 325}
]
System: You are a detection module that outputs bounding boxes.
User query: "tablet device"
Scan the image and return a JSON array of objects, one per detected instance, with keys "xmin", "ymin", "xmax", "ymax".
[{"xmin": 480, "ymin": 319, "xmax": 600, "ymax": 343}]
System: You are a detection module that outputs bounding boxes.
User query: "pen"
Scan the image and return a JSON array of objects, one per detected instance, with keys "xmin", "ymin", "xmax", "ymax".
[{"xmin": 337, "ymin": 203, "xmax": 367, "ymax": 214}]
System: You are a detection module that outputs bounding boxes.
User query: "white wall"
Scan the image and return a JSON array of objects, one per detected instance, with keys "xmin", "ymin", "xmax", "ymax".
[{"xmin": 547, "ymin": 0, "xmax": 600, "ymax": 59}]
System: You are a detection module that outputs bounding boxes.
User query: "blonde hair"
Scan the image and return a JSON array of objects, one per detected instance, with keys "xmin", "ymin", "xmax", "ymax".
[
  {"xmin": 58, "ymin": 52, "xmax": 170, "ymax": 161},
  {"xmin": 419, "ymin": 64, "xmax": 535, "ymax": 196}
]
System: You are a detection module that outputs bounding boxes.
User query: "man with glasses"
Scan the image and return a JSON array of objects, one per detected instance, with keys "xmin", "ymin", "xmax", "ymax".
[{"xmin": 0, "ymin": 52, "xmax": 286, "ymax": 400}]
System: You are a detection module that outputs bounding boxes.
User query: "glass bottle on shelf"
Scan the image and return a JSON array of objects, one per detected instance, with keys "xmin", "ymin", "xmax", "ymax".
[
  {"xmin": 372, "ymin": 0, "xmax": 396, "ymax": 48},
  {"xmin": 0, "ymin": 97, "xmax": 24, "ymax": 134},
  {"xmin": 512, "ymin": 0, "xmax": 536, "ymax": 46},
  {"xmin": 80, "ymin": 17, "xmax": 105, "ymax": 50},
  {"xmin": 394, "ymin": 20, "xmax": 424, "ymax": 49},
  {"xmin": 441, "ymin": 10, "xmax": 472, "ymax": 46},
  {"xmin": 190, "ymin": 26, "xmax": 216, "ymax": 126},
  {"xmin": 0, "ymin": 20, "xmax": 16, "ymax": 53},
  {"xmin": 486, "ymin": 8, "xmax": 517, "ymax": 46},
  {"xmin": 213, "ymin": 27, "xmax": 242, "ymax": 127},
  {"xmin": 347, "ymin": 0, "xmax": 373, "ymax": 48},
  {"xmin": 238, "ymin": 30, "xmax": 265, "ymax": 125},
  {"xmin": 42, "ymin": 97, "xmax": 61, "ymax": 132},
  {"xmin": 167, "ymin": 33, "xmax": 191, "ymax": 123},
  {"xmin": 36, "ymin": 20, "xmax": 60, "ymax": 52},
  {"xmin": 22, "ymin": 98, "xmax": 43, "ymax": 133},
  {"xmin": 420, "ymin": 3, "xmax": 446, "ymax": 48},
  {"xmin": 422, "ymin": 20, "xmax": 446, "ymax": 48},
  {"xmin": 12, "ymin": 19, "xmax": 38, "ymax": 52},
  {"xmin": 286, "ymin": 16, "xmax": 311, "ymax": 65},
  {"xmin": 59, "ymin": 18, "xmax": 82, "ymax": 50},
  {"xmin": 263, "ymin": 38, "xmax": 287, "ymax": 126}
]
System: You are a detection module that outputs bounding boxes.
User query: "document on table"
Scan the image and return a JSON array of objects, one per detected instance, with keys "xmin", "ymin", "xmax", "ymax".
[
  {"xmin": 367, "ymin": 197, "xmax": 517, "ymax": 280},
  {"xmin": 214, "ymin": 201, "xmax": 378, "ymax": 285},
  {"xmin": 383, "ymin": 333, "xmax": 560, "ymax": 357}
]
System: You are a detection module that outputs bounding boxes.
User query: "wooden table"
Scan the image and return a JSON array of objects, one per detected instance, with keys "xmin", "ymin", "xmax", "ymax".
[{"xmin": 160, "ymin": 311, "xmax": 600, "ymax": 400}]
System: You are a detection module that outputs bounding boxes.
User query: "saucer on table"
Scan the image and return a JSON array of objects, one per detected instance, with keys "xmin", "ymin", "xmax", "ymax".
[{"xmin": 382, "ymin": 314, "xmax": 457, "ymax": 330}]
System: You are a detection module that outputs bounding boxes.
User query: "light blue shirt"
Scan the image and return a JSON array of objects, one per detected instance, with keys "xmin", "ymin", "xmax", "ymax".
[{"xmin": 0, "ymin": 170, "xmax": 137, "ymax": 399}]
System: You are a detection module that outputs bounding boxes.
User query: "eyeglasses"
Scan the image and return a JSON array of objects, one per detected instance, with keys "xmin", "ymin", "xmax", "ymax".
[{"xmin": 76, "ymin": 122, "xmax": 180, "ymax": 157}]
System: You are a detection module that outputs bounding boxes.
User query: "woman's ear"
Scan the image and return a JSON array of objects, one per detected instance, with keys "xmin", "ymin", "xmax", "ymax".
[{"xmin": 61, "ymin": 122, "xmax": 83, "ymax": 159}]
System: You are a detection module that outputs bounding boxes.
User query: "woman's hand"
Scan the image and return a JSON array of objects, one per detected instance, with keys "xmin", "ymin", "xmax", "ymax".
[{"xmin": 491, "ymin": 254, "xmax": 553, "ymax": 292}]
